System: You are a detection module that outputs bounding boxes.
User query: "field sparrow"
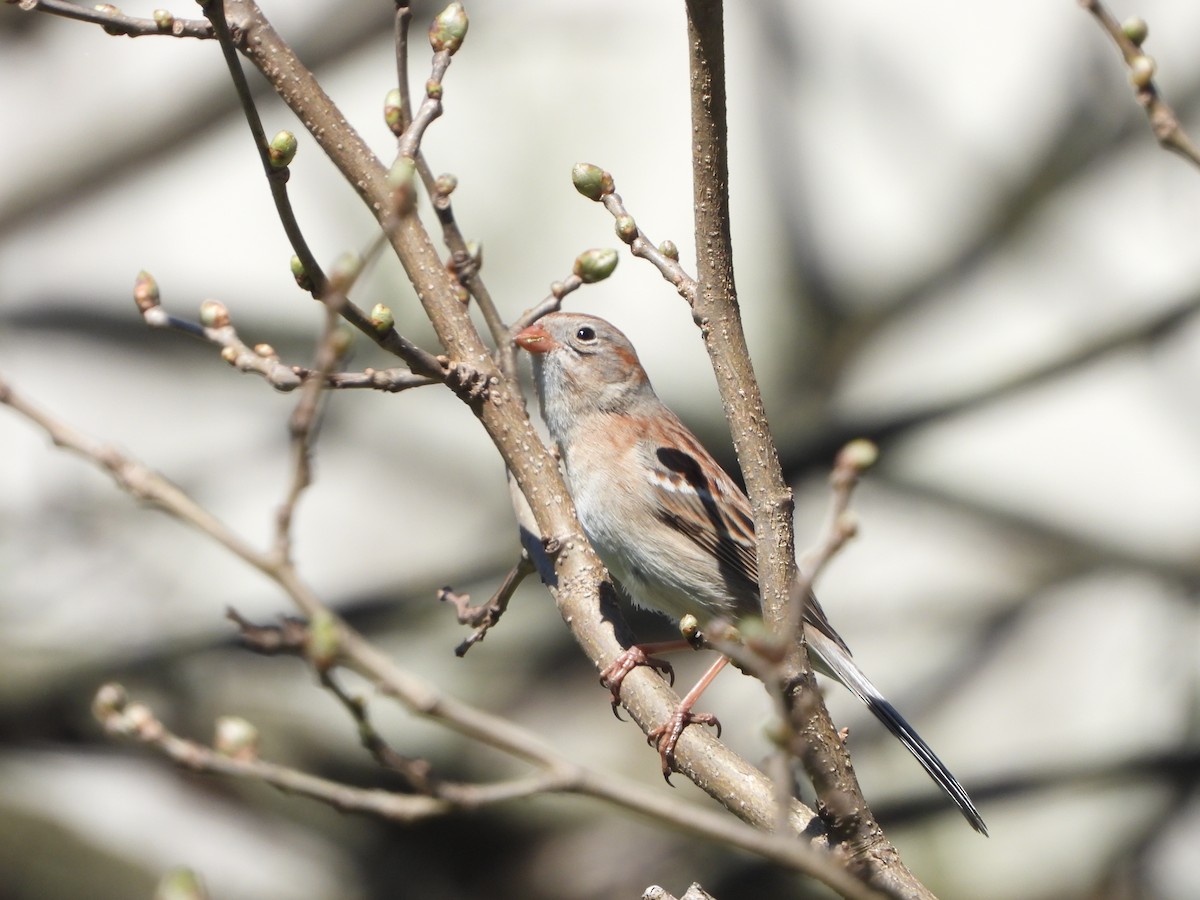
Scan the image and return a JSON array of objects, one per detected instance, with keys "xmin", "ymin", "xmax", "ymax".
[{"xmin": 515, "ymin": 312, "xmax": 986, "ymax": 834}]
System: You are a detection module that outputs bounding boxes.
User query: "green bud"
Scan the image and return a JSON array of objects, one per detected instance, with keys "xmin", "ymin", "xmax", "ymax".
[
  {"xmin": 838, "ymin": 438, "xmax": 878, "ymax": 472},
  {"xmin": 329, "ymin": 251, "xmax": 362, "ymax": 290},
  {"xmin": 92, "ymin": 682, "xmax": 128, "ymax": 723},
  {"xmin": 572, "ymin": 248, "xmax": 619, "ymax": 284},
  {"xmin": 429, "ymin": 2, "xmax": 469, "ymax": 55},
  {"xmin": 435, "ymin": 173, "xmax": 458, "ymax": 196},
  {"xmin": 762, "ymin": 717, "xmax": 789, "ymax": 749},
  {"xmin": 387, "ymin": 156, "xmax": 418, "ymax": 190},
  {"xmin": 1130, "ymin": 55, "xmax": 1156, "ymax": 88},
  {"xmin": 614, "ymin": 214, "xmax": 637, "ymax": 244},
  {"xmin": 154, "ymin": 867, "xmax": 210, "ymax": 900},
  {"xmin": 199, "ymin": 300, "xmax": 229, "ymax": 328},
  {"xmin": 289, "ymin": 255, "xmax": 313, "ymax": 291},
  {"xmin": 329, "ymin": 326, "xmax": 355, "ymax": 358},
  {"xmin": 306, "ymin": 610, "xmax": 341, "ymax": 672},
  {"xmin": 658, "ymin": 240, "xmax": 679, "ymax": 261},
  {"xmin": 1121, "ymin": 16, "xmax": 1149, "ymax": 47},
  {"xmin": 153, "ymin": 9, "xmax": 174, "ymax": 30},
  {"xmin": 370, "ymin": 303, "xmax": 395, "ymax": 333},
  {"xmin": 571, "ymin": 162, "xmax": 613, "ymax": 201},
  {"xmin": 214, "ymin": 716, "xmax": 260, "ymax": 761},
  {"xmin": 383, "ymin": 88, "xmax": 404, "ymax": 133},
  {"xmin": 133, "ymin": 271, "xmax": 160, "ymax": 312},
  {"xmin": 426, "ymin": 79, "xmax": 443, "ymax": 100},
  {"xmin": 267, "ymin": 130, "xmax": 297, "ymax": 169}
]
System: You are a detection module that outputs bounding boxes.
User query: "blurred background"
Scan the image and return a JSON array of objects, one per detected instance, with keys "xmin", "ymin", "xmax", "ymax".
[{"xmin": 3, "ymin": 1, "xmax": 1200, "ymax": 898}]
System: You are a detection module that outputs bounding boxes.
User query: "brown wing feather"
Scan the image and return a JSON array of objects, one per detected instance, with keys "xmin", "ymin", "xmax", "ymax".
[{"xmin": 644, "ymin": 424, "xmax": 853, "ymax": 656}]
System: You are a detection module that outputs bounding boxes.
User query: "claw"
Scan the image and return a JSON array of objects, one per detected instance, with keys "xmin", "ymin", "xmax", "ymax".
[
  {"xmin": 649, "ymin": 708, "xmax": 722, "ymax": 782},
  {"xmin": 599, "ymin": 646, "xmax": 676, "ymax": 714}
]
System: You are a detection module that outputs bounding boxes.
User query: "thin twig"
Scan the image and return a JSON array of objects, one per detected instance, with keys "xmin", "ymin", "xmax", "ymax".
[
  {"xmin": 11, "ymin": 0, "xmax": 212, "ymax": 38},
  {"xmin": 0, "ymin": 378, "xmax": 877, "ymax": 898},
  {"xmin": 1079, "ymin": 0, "xmax": 1200, "ymax": 169},
  {"xmin": 134, "ymin": 273, "xmax": 302, "ymax": 391},
  {"xmin": 440, "ymin": 555, "xmax": 536, "ymax": 656},
  {"xmin": 203, "ymin": 0, "xmax": 446, "ymax": 382},
  {"xmin": 392, "ymin": 4, "xmax": 513, "ymax": 375},
  {"xmin": 200, "ymin": 0, "xmax": 329, "ymax": 297},
  {"xmin": 509, "ymin": 274, "xmax": 589, "ymax": 333}
]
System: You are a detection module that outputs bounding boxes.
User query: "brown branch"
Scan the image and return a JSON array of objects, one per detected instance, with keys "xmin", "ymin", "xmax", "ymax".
[
  {"xmin": 0, "ymin": 375, "xmax": 878, "ymax": 896},
  {"xmin": 93, "ymin": 683, "xmax": 457, "ymax": 822},
  {"xmin": 292, "ymin": 367, "xmax": 439, "ymax": 392},
  {"xmin": 11, "ymin": 0, "xmax": 212, "ymax": 38},
  {"xmin": 794, "ymin": 440, "xmax": 878, "ymax": 603},
  {"xmin": 134, "ymin": 273, "xmax": 302, "ymax": 391},
  {"xmin": 682, "ymin": 3, "xmax": 927, "ymax": 894},
  {"xmin": 509, "ymin": 248, "xmax": 617, "ymax": 334},
  {"xmin": 440, "ymin": 555, "xmax": 536, "ymax": 656},
  {"xmin": 391, "ymin": 3, "xmax": 513, "ymax": 376},
  {"xmin": 199, "ymin": 0, "xmax": 329, "ymax": 297},
  {"xmin": 1079, "ymin": 0, "xmax": 1200, "ymax": 169}
]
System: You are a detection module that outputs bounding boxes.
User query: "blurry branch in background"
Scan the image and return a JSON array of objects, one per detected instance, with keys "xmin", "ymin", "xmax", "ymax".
[
  {"xmin": 389, "ymin": 4, "xmax": 513, "ymax": 377},
  {"xmin": 1080, "ymin": 0, "xmax": 1200, "ymax": 169},
  {"xmin": 0, "ymin": 0, "xmax": 974, "ymax": 896},
  {"xmin": 9, "ymin": 0, "xmax": 212, "ymax": 38},
  {"xmin": 0, "ymin": 373, "xmax": 876, "ymax": 900}
]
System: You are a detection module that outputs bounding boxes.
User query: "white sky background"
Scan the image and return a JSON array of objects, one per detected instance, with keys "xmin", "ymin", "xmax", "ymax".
[{"xmin": 2, "ymin": 2, "xmax": 1200, "ymax": 898}]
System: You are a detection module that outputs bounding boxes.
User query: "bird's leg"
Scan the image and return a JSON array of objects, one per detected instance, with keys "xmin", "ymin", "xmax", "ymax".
[
  {"xmin": 599, "ymin": 639, "xmax": 689, "ymax": 716},
  {"xmin": 648, "ymin": 654, "xmax": 728, "ymax": 781}
]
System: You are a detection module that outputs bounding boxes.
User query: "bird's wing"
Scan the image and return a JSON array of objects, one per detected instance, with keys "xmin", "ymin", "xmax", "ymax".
[{"xmin": 641, "ymin": 422, "xmax": 852, "ymax": 655}]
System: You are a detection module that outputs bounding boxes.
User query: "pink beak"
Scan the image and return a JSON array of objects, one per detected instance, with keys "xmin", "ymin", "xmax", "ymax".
[{"xmin": 514, "ymin": 323, "xmax": 554, "ymax": 354}]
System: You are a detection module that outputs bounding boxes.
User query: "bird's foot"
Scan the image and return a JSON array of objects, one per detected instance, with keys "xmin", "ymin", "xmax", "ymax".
[
  {"xmin": 648, "ymin": 706, "xmax": 722, "ymax": 783},
  {"xmin": 599, "ymin": 646, "xmax": 675, "ymax": 718}
]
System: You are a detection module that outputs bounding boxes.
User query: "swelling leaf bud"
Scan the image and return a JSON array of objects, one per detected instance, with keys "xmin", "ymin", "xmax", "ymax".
[
  {"xmin": 199, "ymin": 300, "xmax": 230, "ymax": 329},
  {"xmin": 573, "ymin": 248, "xmax": 619, "ymax": 284},
  {"xmin": 370, "ymin": 303, "xmax": 395, "ymax": 333},
  {"xmin": 214, "ymin": 716, "xmax": 260, "ymax": 761},
  {"xmin": 384, "ymin": 88, "xmax": 404, "ymax": 133},
  {"xmin": 329, "ymin": 251, "xmax": 362, "ymax": 289},
  {"xmin": 267, "ymin": 130, "xmax": 298, "ymax": 169},
  {"xmin": 614, "ymin": 214, "xmax": 638, "ymax": 244},
  {"xmin": 290, "ymin": 255, "xmax": 313, "ymax": 291},
  {"xmin": 429, "ymin": 2, "xmax": 468, "ymax": 55},
  {"xmin": 154, "ymin": 867, "xmax": 210, "ymax": 900},
  {"xmin": 838, "ymin": 438, "xmax": 879, "ymax": 472},
  {"xmin": 133, "ymin": 271, "xmax": 160, "ymax": 312},
  {"xmin": 1121, "ymin": 16, "xmax": 1149, "ymax": 47},
  {"xmin": 1130, "ymin": 55, "xmax": 1156, "ymax": 88},
  {"xmin": 388, "ymin": 156, "xmax": 418, "ymax": 190},
  {"xmin": 306, "ymin": 610, "xmax": 341, "ymax": 671},
  {"xmin": 571, "ymin": 163, "xmax": 613, "ymax": 201}
]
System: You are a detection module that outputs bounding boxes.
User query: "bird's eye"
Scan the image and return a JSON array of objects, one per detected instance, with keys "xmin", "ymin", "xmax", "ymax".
[{"xmin": 575, "ymin": 326, "xmax": 596, "ymax": 342}]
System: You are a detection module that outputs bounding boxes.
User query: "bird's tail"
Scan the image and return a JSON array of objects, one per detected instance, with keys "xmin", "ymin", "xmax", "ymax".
[{"xmin": 806, "ymin": 630, "xmax": 988, "ymax": 835}]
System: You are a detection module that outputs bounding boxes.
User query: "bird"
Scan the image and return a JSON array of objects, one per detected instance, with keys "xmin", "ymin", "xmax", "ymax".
[{"xmin": 514, "ymin": 311, "xmax": 987, "ymax": 834}]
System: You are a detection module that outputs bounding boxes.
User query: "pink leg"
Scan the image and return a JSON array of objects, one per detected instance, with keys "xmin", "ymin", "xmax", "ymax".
[{"xmin": 648, "ymin": 655, "xmax": 728, "ymax": 781}]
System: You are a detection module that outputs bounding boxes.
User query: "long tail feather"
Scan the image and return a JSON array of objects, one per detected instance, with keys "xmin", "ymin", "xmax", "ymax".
[{"xmin": 807, "ymin": 631, "xmax": 988, "ymax": 835}]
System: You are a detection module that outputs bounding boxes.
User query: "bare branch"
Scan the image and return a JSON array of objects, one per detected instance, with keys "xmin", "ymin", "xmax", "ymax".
[
  {"xmin": 134, "ymin": 273, "xmax": 302, "ymax": 391},
  {"xmin": 1080, "ymin": 0, "xmax": 1200, "ymax": 168},
  {"xmin": 12, "ymin": 0, "xmax": 212, "ymax": 39},
  {"xmin": 1, "ymin": 378, "xmax": 877, "ymax": 897},
  {"xmin": 440, "ymin": 554, "xmax": 535, "ymax": 656}
]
